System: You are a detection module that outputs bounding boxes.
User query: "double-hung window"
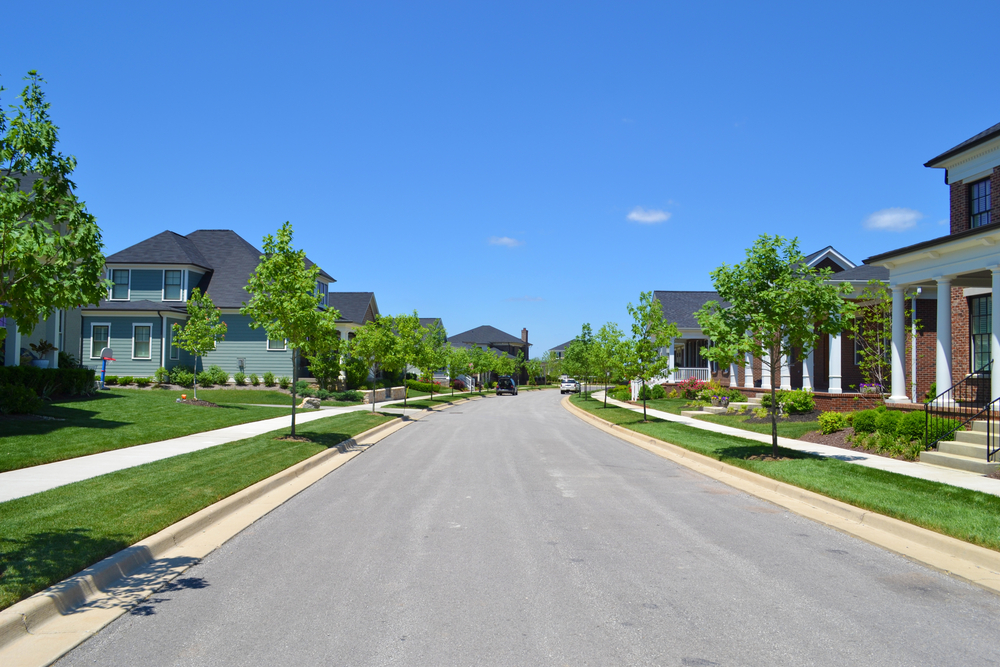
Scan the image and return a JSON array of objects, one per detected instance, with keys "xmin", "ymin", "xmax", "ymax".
[
  {"xmin": 316, "ymin": 281, "xmax": 328, "ymax": 306},
  {"xmin": 267, "ymin": 338, "xmax": 286, "ymax": 351},
  {"xmin": 133, "ymin": 324, "xmax": 152, "ymax": 359},
  {"xmin": 91, "ymin": 324, "xmax": 110, "ymax": 358},
  {"xmin": 971, "ymin": 295, "xmax": 992, "ymax": 372},
  {"xmin": 970, "ymin": 178, "xmax": 991, "ymax": 228},
  {"xmin": 110, "ymin": 269, "xmax": 130, "ymax": 300},
  {"xmin": 164, "ymin": 270, "xmax": 182, "ymax": 300}
]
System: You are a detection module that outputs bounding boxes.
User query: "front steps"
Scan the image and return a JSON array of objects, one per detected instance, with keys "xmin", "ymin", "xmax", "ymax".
[
  {"xmin": 681, "ymin": 394, "xmax": 763, "ymax": 419},
  {"xmin": 920, "ymin": 421, "xmax": 1000, "ymax": 475}
]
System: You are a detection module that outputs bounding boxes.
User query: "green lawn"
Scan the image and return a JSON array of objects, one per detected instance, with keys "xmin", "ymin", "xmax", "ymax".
[
  {"xmin": 570, "ymin": 395, "xmax": 1000, "ymax": 552},
  {"xmin": 0, "ymin": 410, "xmax": 393, "ymax": 611},
  {"xmin": 0, "ymin": 389, "xmax": 293, "ymax": 472},
  {"xmin": 693, "ymin": 412, "xmax": 822, "ymax": 439},
  {"xmin": 188, "ymin": 388, "xmax": 361, "ymax": 407},
  {"xmin": 395, "ymin": 393, "xmax": 487, "ymax": 410},
  {"xmin": 637, "ymin": 398, "xmax": 690, "ymax": 415}
]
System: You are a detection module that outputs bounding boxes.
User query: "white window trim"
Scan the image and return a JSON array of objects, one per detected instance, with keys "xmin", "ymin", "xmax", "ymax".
[
  {"xmin": 109, "ymin": 269, "xmax": 130, "ymax": 301},
  {"xmin": 267, "ymin": 337, "xmax": 287, "ymax": 351},
  {"xmin": 162, "ymin": 269, "xmax": 184, "ymax": 301},
  {"xmin": 90, "ymin": 322, "xmax": 112, "ymax": 359},
  {"xmin": 167, "ymin": 318, "xmax": 181, "ymax": 360},
  {"xmin": 132, "ymin": 322, "xmax": 153, "ymax": 360}
]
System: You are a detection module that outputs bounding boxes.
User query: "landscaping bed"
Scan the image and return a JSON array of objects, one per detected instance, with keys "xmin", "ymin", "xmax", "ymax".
[{"xmin": 0, "ymin": 410, "xmax": 393, "ymax": 611}]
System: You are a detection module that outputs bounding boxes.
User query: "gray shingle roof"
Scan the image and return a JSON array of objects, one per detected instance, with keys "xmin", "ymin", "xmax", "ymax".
[
  {"xmin": 827, "ymin": 264, "xmax": 889, "ymax": 282},
  {"xmin": 447, "ymin": 325, "xmax": 528, "ymax": 348},
  {"xmin": 653, "ymin": 291, "xmax": 729, "ymax": 329},
  {"xmin": 925, "ymin": 121, "xmax": 1000, "ymax": 167},
  {"xmin": 328, "ymin": 292, "xmax": 377, "ymax": 324},
  {"xmin": 81, "ymin": 300, "xmax": 187, "ymax": 313},
  {"xmin": 550, "ymin": 339, "xmax": 575, "ymax": 353},
  {"xmin": 103, "ymin": 229, "xmax": 334, "ymax": 309}
]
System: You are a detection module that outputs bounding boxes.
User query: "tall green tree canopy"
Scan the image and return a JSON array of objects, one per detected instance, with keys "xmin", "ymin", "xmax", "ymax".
[
  {"xmin": 241, "ymin": 221, "xmax": 339, "ymax": 433},
  {"xmin": 695, "ymin": 234, "xmax": 853, "ymax": 454},
  {"xmin": 347, "ymin": 314, "xmax": 396, "ymax": 410},
  {"xmin": 623, "ymin": 293, "xmax": 679, "ymax": 419},
  {"xmin": 1, "ymin": 71, "xmax": 108, "ymax": 342},
  {"xmin": 416, "ymin": 318, "xmax": 448, "ymax": 393},
  {"xmin": 591, "ymin": 322, "xmax": 625, "ymax": 407},
  {"xmin": 171, "ymin": 288, "xmax": 227, "ymax": 400}
]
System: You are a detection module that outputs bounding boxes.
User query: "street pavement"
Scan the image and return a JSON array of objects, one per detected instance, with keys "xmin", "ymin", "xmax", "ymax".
[{"xmin": 57, "ymin": 390, "xmax": 1000, "ymax": 666}]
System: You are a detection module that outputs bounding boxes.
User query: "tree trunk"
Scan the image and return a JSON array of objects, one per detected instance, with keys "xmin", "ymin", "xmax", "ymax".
[
  {"xmin": 193, "ymin": 356, "xmax": 199, "ymax": 401},
  {"xmin": 770, "ymin": 345, "xmax": 778, "ymax": 458},
  {"xmin": 291, "ymin": 348, "xmax": 298, "ymax": 438}
]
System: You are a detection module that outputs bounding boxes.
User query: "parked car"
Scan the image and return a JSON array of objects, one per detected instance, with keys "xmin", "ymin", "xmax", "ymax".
[
  {"xmin": 496, "ymin": 376, "xmax": 518, "ymax": 396},
  {"xmin": 560, "ymin": 378, "xmax": 580, "ymax": 394}
]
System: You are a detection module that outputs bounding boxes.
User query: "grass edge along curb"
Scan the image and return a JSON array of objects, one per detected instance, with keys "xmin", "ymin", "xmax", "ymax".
[
  {"xmin": 0, "ymin": 416, "xmax": 405, "ymax": 661},
  {"xmin": 562, "ymin": 396, "xmax": 1000, "ymax": 594}
]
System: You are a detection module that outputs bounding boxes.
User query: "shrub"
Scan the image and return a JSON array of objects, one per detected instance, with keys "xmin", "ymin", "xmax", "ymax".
[
  {"xmin": 104, "ymin": 375, "xmax": 119, "ymax": 386},
  {"xmin": 263, "ymin": 371, "xmax": 276, "ymax": 387},
  {"xmin": 135, "ymin": 377, "xmax": 151, "ymax": 388},
  {"xmin": 0, "ymin": 385, "xmax": 42, "ymax": 415},
  {"xmin": 609, "ymin": 385, "xmax": 631, "ymax": 401},
  {"xmin": 58, "ymin": 350, "xmax": 80, "ymax": 369},
  {"xmin": 331, "ymin": 390, "xmax": 363, "ymax": 402},
  {"xmin": 250, "ymin": 373, "xmax": 260, "ymax": 386},
  {"xmin": 296, "ymin": 380, "xmax": 315, "ymax": 397},
  {"xmin": 0, "ymin": 366, "xmax": 95, "ymax": 396},
  {"xmin": 315, "ymin": 389, "xmax": 331, "ymax": 400},
  {"xmin": 170, "ymin": 369, "xmax": 194, "ymax": 388},
  {"xmin": 406, "ymin": 379, "xmax": 448, "ymax": 394},
  {"xmin": 875, "ymin": 410, "xmax": 901, "ymax": 436},
  {"xmin": 208, "ymin": 365, "xmax": 229, "ymax": 385},
  {"xmin": 667, "ymin": 389, "xmax": 679, "ymax": 398},
  {"xmin": 897, "ymin": 411, "xmax": 925, "ymax": 443},
  {"xmin": 818, "ymin": 411, "xmax": 848, "ymax": 435},
  {"xmin": 196, "ymin": 371, "xmax": 215, "ymax": 387},
  {"xmin": 852, "ymin": 409, "xmax": 879, "ymax": 434},
  {"xmin": 925, "ymin": 417, "xmax": 964, "ymax": 447},
  {"xmin": 279, "ymin": 376, "xmax": 291, "ymax": 389},
  {"xmin": 753, "ymin": 407, "xmax": 769, "ymax": 419},
  {"xmin": 118, "ymin": 376, "xmax": 135, "ymax": 386},
  {"xmin": 233, "ymin": 372, "xmax": 247, "ymax": 386},
  {"xmin": 781, "ymin": 389, "xmax": 815, "ymax": 414},
  {"xmin": 676, "ymin": 377, "xmax": 707, "ymax": 400},
  {"xmin": 451, "ymin": 379, "xmax": 466, "ymax": 390},
  {"xmin": 154, "ymin": 367, "xmax": 170, "ymax": 384}
]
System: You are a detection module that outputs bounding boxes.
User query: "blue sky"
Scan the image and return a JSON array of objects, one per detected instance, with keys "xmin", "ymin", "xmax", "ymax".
[{"xmin": 5, "ymin": 1, "xmax": 999, "ymax": 354}]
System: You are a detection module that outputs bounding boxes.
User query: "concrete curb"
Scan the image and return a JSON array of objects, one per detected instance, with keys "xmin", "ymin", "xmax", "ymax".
[
  {"xmin": 562, "ymin": 396, "xmax": 1000, "ymax": 594},
  {"xmin": 0, "ymin": 416, "xmax": 408, "ymax": 667}
]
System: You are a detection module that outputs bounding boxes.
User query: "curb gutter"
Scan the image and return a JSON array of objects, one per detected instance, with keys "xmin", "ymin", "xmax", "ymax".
[
  {"xmin": 0, "ymin": 416, "xmax": 410, "ymax": 667},
  {"xmin": 562, "ymin": 396, "xmax": 1000, "ymax": 594}
]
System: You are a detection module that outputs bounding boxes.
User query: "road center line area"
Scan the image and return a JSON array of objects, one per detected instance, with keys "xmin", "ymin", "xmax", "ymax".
[{"xmin": 56, "ymin": 391, "xmax": 1000, "ymax": 667}]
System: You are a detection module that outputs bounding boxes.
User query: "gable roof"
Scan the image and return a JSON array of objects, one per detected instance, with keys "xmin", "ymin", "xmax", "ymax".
[
  {"xmin": 550, "ymin": 339, "xmax": 575, "ymax": 353},
  {"xmin": 826, "ymin": 264, "xmax": 889, "ymax": 283},
  {"xmin": 925, "ymin": 121, "xmax": 1000, "ymax": 168},
  {"xmin": 327, "ymin": 292, "xmax": 377, "ymax": 324},
  {"xmin": 803, "ymin": 246, "xmax": 855, "ymax": 272},
  {"xmin": 653, "ymin": 291, "xmax": 729, "ymax": 329},
  {"xmin": 103, "ymin": 229, "xmax": 334, "ymax": 309},
  {"xmin": 447, "ymin": 325, "xmax": 528, "ymax": 348}
]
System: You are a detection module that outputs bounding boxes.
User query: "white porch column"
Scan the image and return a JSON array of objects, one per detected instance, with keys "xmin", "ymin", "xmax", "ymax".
[
  {"xmin": 743, "ymin": 352, "xmax": 754, "ymax": 388},
  {"xmin": 667, "ymin": 337, "xmax": 675, "ymax": 383},
  {"xmin": 779, "ymin": 350, "xmax": 792, "ymax": 390},
  {"xmin": 729, "ymin": 363, "xmax": 738, "ymax": 387},
  {"xmin": 761, "ymin": 350, "xmax": 772, "ymax": 390},
  {"xmin": 935, "ymin": 277, "xmax": 952, "ymax": 400},
  {"xmin": 828, "ymin": 333, "xmax": 842, "ymax": 393},
  {"xmin": 992, "ymin": 269, "xmax": 1000, "ymax": 402},
  {"xmin": 803, "ymin": 347, "xmax": 813, "ymax": 391},
  {"xmin": 888, "ymin": 285, "xmax": 909, "ymax": 403}
]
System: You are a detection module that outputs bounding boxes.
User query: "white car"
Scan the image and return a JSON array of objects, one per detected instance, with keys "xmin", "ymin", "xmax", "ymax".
[{"xmin": 560, "ymin": 378, "xmax": 581, "ymax": 394}]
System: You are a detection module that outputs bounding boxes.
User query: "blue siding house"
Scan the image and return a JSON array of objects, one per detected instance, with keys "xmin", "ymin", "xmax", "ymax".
[{"xmin": 81, "ymin": 229, "xmax": 334, "ymax": 381}]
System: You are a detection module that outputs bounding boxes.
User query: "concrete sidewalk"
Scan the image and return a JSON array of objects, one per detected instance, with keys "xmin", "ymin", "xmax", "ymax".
[
  {"xmin": 591, "ymin": 391, "xmax": 1000, "ymax": 498},
  {"xmin": 0, "ymin": 395, "xmax": 427, "ymax": 504}
]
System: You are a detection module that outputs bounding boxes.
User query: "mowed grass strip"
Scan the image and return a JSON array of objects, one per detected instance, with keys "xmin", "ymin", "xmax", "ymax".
[
  {"xmin": 397, "ymin": 393, "xmax": 488, "ymax": 410},
  {"xmin": 570, "ymin": 396, "xmax": 1000, "ymax": 552},
  {"xmin": 0, "ymin": 389, "xmax": 293, "ymax": 472},
  {"xmin": 0, "ymin": 410, "xmax": 393, "ymax": 611}
]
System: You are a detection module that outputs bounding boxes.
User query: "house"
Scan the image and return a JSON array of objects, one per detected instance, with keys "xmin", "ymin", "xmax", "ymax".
[
  {"xmin": 327, "ymin": 292, "xmax": 380, "ymax": 342},
  {"xmin": 79, "ymin": 229, "xmax": 334, "ymax": 380},
  {"xmin": 447, "ymin": 325, "xmax": 531, "ymax": 383},
  {"xmin": 3, "ymin": 309, "xmax": 82, "ymax": 370},
  {"xmin": 549, "ymin": 340, "xmax": 574, "ymax": 360},
  {"xmin": 865, "ymin": 121, "xmax": 1000, "ymax": 405}
]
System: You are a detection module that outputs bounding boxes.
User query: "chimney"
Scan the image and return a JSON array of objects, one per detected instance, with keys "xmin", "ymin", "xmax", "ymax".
[{"xmin": 521, "ymin": 328, "xmax": 528, "ymax": 343}]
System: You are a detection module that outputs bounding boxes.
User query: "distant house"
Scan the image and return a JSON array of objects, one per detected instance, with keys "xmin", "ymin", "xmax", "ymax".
[
  {"xmin": 78, "ymin": 229, "xmax": 334, "ymax": 380},
  {"xmin": 549, "ymin": 340, "xmax": 574, "ymax": 360},
  {"xmin": 328, "ymin": 292, "xmax": 379, "ymax": 341},
  {"xmin": 447, "ymin": 325, "xmax": 531, "ymax": 383}
]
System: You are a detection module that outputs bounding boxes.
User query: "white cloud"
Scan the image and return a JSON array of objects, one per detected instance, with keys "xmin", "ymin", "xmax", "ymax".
[
  {"xmin": 489, "ymin": 236, "xmax": 523, "ymax": 248},
  {"xmin": 863, "ymin": 208, "xmax": 923, "ymax": 232},
  {"xmin": 505, "ymin": 296, "xmax": 544, "ymax": 302},
  {"xmin": 627, "ymin": 206, "xmax": 671, "ymax": 224}
]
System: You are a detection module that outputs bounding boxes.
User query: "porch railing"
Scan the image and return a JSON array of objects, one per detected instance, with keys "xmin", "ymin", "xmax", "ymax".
[
  {"xmin": 924, "ymin": 359, "xmax": 993, "ymax": 456},
  {"xmin": 673, "ymin": 368, "xmax": 710, "ymax": 382}
]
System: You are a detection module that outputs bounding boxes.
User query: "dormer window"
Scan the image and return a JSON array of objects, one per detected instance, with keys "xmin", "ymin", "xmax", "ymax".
[
  {"xmin": 970, "ymin": 178, "xmax": 991, "ymax": 228},
  {"xmin": 110, "ymin": 269, "xmax": 130, "ymax": 300},
  {"xmin": 164, "ymin": 270, "xmax": 182, "ymax": 300},
  {"xmin": 316, "ymin": 281, "xmax": 328, "ymax": 306}
]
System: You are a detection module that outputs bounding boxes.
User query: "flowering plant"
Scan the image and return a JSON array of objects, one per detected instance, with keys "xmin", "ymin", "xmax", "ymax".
[{"xmin": 860, "ymin": 383, "xmax": 883, "ymax": 394}]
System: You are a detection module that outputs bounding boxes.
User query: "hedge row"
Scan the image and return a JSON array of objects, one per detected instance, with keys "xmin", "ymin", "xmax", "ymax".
[{"xmin": 0, "ymin": 366, "xmax": 96, "ymax": 396}]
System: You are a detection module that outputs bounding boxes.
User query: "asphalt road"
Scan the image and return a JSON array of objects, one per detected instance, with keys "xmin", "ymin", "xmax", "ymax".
[{"xmin": 58, "ymin": 390, "xmax": 1000, "ymax": 666}]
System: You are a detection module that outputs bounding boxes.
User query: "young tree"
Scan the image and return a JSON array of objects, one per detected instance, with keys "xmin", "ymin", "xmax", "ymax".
[
  {"xmin": 696, "ymin": 234, "xmax": 854, "ymax": 456},
  {"xmin": 171, "ymin": 288, "xmax": 227, "ymax": 400},
  {"xmin": 624, "ymin": 293, "xmax": 679, "ymax": 420},
  {"xmin": 392, "ymin": 312, "xmax": 423, "ymax": 410},
  {"xmin": 445, "ymin": 345, "xmax": 469, "ymax": 395},
  {"xmin": 847, "ymin": 279, "xmax": 918, "ymax": 395},
  {"xmin": 301, "ymin": 319, "xmax": 343, "ymax": 392},
  {"xmin": 591, "ymin": 322, "xmax": 625, "ymax": 408},
  {"xmin": 524, "ymin": 357, "xmax": 543, "ymax": 385},
  {"xmin": 539, "ymin": 349, "xmax": 562, "ymax": 383},
  {"xmin": 563, "ymin": 323, "xmax": 595, "ymax": 396},
  {"xmin": 1, "ymin": 71, "xmax": 108, "ymax": 343},
  {"xmin": 348, "ymin": 315, "xmax": 396, "ymax": 412},
  {"xmin": 241, "ymin": 221, "xmax": 339, "ymax": 436},
  {"xmin": 417, "ymin": 318, "xmax": 448, "ymax": 399}
]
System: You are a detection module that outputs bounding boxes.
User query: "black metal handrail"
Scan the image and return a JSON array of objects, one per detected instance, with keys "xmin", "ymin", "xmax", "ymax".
[
  {"xmin": 924, "ymin": 359, "xmax": 993, "ymax": 453},
  {"xmin": 986, "ymin": 397, "xmax": 1000, "ymax": 463}
]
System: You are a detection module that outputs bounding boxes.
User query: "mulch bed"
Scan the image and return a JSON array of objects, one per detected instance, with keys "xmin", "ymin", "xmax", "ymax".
[
  {"xmin": 744, "ymin": 454, "xmax": 795, "ymax": 462},
  {"xmin": 798, "ymin": 427, "xmax": 915, "ymax": 462},
  {"xmin": 177, "ymin": 399, "xmax": 221, "ymax": 408},
  {"xmin": 275, "ymin": 435, "xmax": 312, "ymax": 442}
]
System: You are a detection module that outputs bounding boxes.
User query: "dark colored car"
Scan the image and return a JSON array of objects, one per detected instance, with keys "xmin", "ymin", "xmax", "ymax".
[{"xmin": 496, "ymin": 376, "xmax": 518, "ymax": 396}]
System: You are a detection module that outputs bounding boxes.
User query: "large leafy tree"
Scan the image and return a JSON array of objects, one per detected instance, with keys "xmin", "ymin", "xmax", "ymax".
[
  {"xmin": 624, "ymin": 292, "xmax": 680, "ymax": 420},
  {"xmin": 171, "ymin": 288, "xmax": 227, "ymax": 400},
  {"xmin": 348, "ymin": 314, "xmax": 396, "ymax": 411},
  {"xmin": 1, "ymin": 71, "xmax": 108, "ymax": 343},
  {"xmin": 241, "ymin": 221, "xmax": 339, "ymax": 435},
  {"xmin": 591, "ymin": 322, "xmax": 625, "ymax": 407},
  {"xmin": 696, "ymin": 234, "xmax": 853, "ymax": 456}
]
